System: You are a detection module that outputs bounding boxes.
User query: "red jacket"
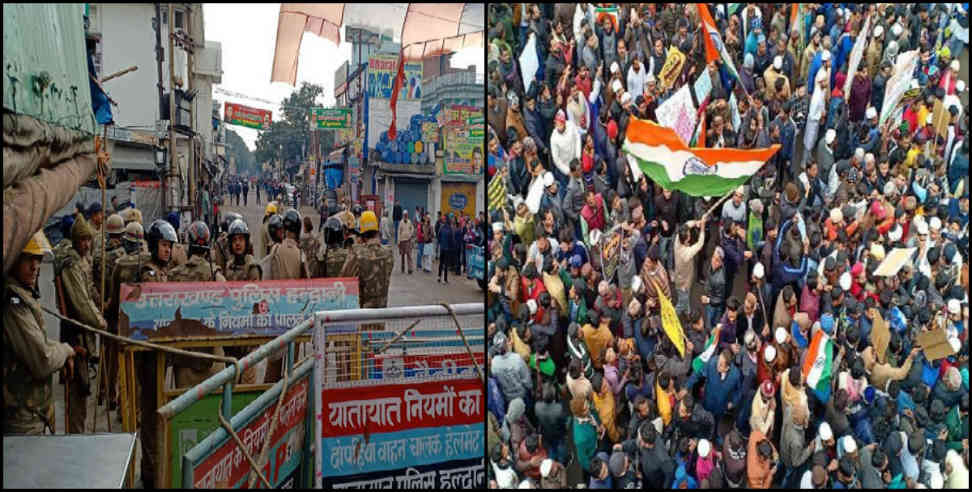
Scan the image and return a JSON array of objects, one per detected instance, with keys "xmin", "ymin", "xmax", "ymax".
[
  {"xmin": 520, "ymin": 276, "xmax": 547, "ymax": 304},
  {"xmin": 581, "ymin": 195, "xmax": 606, "ymax": 231}
]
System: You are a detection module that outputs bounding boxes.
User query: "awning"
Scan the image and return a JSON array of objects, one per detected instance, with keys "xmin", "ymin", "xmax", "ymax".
[
  {"xmin": 377, "ymin": 171, "xmax": 433, "ymax": 181},
  {"xmin": 440, "ymin": 174, "xmax": 481, "ymax": 183},
  {"xmin": 271, "ymin": 3, "xmax": 483, "ymax": 85},
  {"xmin": 110, "ymin": 145, "xmax": 156, "ymax": 171}
]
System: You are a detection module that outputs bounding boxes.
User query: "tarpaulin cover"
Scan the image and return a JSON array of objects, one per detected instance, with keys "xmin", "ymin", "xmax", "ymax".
[
  {"xmin": 271, "ymin": 3, "xmax": 483, "ymax": 85},
  {"xmin": 3, "ymin": 113, "xmax": 97, "ymax": 274}
]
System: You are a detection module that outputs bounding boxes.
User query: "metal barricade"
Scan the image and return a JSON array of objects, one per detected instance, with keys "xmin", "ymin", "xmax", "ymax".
[{"xmin": 161, "ymin": 303, "xmax": 483, "ymax": 489}]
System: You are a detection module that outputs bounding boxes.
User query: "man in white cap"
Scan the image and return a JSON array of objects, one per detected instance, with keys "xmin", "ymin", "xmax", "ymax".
[
  {"xmin": 946, "ymin": 299, "xmax": 964, "ymax": 341},
  {"xmin": 806, "ymin": 51, "xmax": 830, "ymax": 162},
  {"xmin": 865, "ymin": 106, "xmax": 878, "ymax": 123},
  {"xmin": 539, "ymin": 458, "xmax": 567, "ymax": 488},
  {"xmin": 538, "ymin": 171, "xmax": 564, "ymax": 226},
  {"xmin": 722, "ymin": 186, "xmax": 748, "ymax": 224},
  {"xmin": 765, "ymin": 55, "xmax": 790, "ymax": 100},
  {"xmin": 549, "ymin": 109, "xmax": 580, "ymax": 181},
  {"xmin": 751, "ymin": 261, "xmax": 771, "ymax": 313},
  {"xmin": 865, "ymin": 24, "xmax": 884, "ymax": 77},
  {"xmin": 813, "ymin": 422, "xmax": 839, "ymax": 469},
  {"xmin": 940, "ymin": 59, "xmax": 961, "ymax": 95},
  {"xmin": 814, "ymin": 127, "xmax": 837, "ymax": 187}
]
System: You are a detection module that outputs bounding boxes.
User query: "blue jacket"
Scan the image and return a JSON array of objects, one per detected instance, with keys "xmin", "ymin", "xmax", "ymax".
[
  {"xmin": 685, "ymin": 354, "xmax": 743, "ymax": 418},
  {"xmin": 438, "ymin": 224, "xmax": 456, "ymax": 251},
  {"xmin": 771, "ymin": 219, "xmax": 809, "ymax": 291},
  {"xmin": 488, "ymin": 376, "xmax": 506, "ymax": 422}
]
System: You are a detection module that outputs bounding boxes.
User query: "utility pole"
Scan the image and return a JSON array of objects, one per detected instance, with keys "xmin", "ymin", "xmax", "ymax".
[
  {"xmin": 155, "ymin": 3, "xmax": 166, "ymax": 210},
  {"xmin": 311, "ymin": 126, "xmax": 320, "ymax": 209},
  {"xmin": 168, "ymin": 3, "xmax": 177, "ymax": 214},
  {"xmin": 186, "ymin": 4, "xmax": 195, "ymax": 220}
]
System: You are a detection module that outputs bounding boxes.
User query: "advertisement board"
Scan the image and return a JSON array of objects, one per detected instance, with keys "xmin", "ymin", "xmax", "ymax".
[
  {"xmin": 310, "ymin": 108, "xmax": 353, "ymax": 129},
  {"xmin": 367, "ymin": 98, "xmax": 423, "ymax": 155},
  {"xmin": 365, "ymin": 54, "xmax": 423, "ymax": 101},
  {"xmin": 224, "ymin": 102, "xmax": 272, "ymax": 130},
  {"xmin": 319, "ymin": 379, "xmax": 483, "ymax": 437},
  {"xmin": 323, "ymin": 458, "xmax": 484, "ymax": 489},
  {"xmin": 119, "ymin": 278, "xmax": 359, "ymax": 340},
  {"xmin": 443, "ymin": 129, "xmax": 484, "ymax": 175},
  {"xmin": 313, "ymin": 308, "xmax": 485, "ymax": 488},
  {"xmin": 440, "ymin": 182, "xmax": 477, "ymax": 218},
  {"xmin": 318, "ymin": 379, "xmax": 483, "ymax": 486},
  {"xmin": 186, "ymin": 369, "xmax": 312, "ymax": 488},
  {"xmin": 443, "ymin": 106, "xmax": 484, "ymax": 176},
  {"xmin": 367, "ymin": 350, "xmax": 485, "ymax": 381}
]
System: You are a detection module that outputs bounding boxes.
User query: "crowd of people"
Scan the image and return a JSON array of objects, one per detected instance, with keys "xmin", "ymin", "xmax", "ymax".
[
  {"xmin": 380, "ymin": 202, "xmax": 488, "ymax": 283},
  {"xmin": 487, "ymin": 3, "xmax": 969, "ymax": 489}
]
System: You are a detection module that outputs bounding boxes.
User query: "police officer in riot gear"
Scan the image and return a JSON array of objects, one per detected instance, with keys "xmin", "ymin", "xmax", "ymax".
[
  {"xmin": 224, "ymin": 219, "xmax": 261, "ymax": 281},
  {"xmin": 320, "ymin": 216, "xmax": 350, "ymax": 278}
]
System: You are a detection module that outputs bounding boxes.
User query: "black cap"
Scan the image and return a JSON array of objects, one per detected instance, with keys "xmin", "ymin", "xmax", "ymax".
[{"xmin": 825, "ymin": 256, "xmax": 837, "ymax": 271}]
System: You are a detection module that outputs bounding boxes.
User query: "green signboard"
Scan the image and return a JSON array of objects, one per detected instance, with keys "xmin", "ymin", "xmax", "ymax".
[
  {"xmin": 168, "ymin": 392, "xmax": 262, "ymax": 487},
  {"xmin": 468, "ymin": 116, "xmax": 484, "ymax": 142},
  {"xmin": 311, "ymin": 108, "xmax": 352, "ymax": 129},
  {"xmin": 224, "ymin": 102, "xmax": 272, "ymax": 130},
  {"xmin": 183, "ymin": 359, "xmax": 315, "ymax": 489}
]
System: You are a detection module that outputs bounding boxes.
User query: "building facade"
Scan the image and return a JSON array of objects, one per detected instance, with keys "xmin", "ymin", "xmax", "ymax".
[{"xmin": 86, "ymin": 3, "xmax": 221, "ymax": 219}]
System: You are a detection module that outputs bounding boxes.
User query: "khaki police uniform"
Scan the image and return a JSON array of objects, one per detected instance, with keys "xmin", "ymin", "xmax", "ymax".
[
  {"xmin": 3, "ymin": 281, "xmax": 75, "ymax": 434},
  {"xmin": 341, "ymin": 240, "xmax": 394, "ymax": 308},
  {"xmin": 168, "ymin": 253, "xmax": 226, "ymax": 389},
  {"xmin": 54, "ymin": 242, "xmax": 106, "ymax": 434}
]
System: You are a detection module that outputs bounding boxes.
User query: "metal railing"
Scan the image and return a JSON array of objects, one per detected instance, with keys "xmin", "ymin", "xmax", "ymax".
[
  {"xmin": 163, "ymin": 302, "xmax": 483, "ymax": 488},
  {"xmin": 156, "ymin": 303, "xmax": 483, "ymax": 420}
]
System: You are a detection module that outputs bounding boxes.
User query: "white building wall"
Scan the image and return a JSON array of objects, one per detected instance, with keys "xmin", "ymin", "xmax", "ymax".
[{"xmin": 98, "ymin": 4, "xmax": 161, "ymax": 130}]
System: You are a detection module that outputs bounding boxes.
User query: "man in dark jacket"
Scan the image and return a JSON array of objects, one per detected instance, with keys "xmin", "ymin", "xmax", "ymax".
[
  {"xmin": 619, "ymin": 423, "xmax": 675, "ymax": 489},
  {"xmin": 437, "ymin": 217, "xmax": 454, "ymax": 283},
  {"xmin": 668, "ymin": 393, "xmax": 716, "ymax": 443},
  {"xmin": 682, "ymin": 349, "xmax": 744, "ymax": 441},
  {"xmin": 393, "ymin": 201, "xmax": 403, "ymax": 243},
  {"xmin": 522, "ymin": 86, "xmax": 549, "ymax": 159},
  {"xmin": 534, "ymin": 383, "xmax": 568, "ymax": 463},
  {"xmin": 563, "ymin": 160, "xmax": 586, "ymax": 239}
]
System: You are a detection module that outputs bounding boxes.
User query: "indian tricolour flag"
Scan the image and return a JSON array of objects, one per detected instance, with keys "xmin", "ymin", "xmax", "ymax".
[
  {"xmin": 802, "ymin": 330, "xmax": 834, "ymax": 403},
  {"xmin": 623, "ymin": 117, "xmax": 779, "ymax": 197},
  {"xmin": 698, "ymin": 4, "xmax": 741, "ymax": 83},
  {"xmin": 692, "ymin": 326, "xmax": 720, "ymax": 373}
]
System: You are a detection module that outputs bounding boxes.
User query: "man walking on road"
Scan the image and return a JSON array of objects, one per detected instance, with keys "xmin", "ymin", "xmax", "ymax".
[
  {"xmin": 397, "ymin": 210, "xmax": 414, "ymax": 274},
  {"xmin": 242, "ymin": 180, "xmax": 249, "ymax": 206},
  {"xmin": 438, "ymin": 215, "xmax": 456, "ymax": 284},
  {"xmin": 393, "ymin": 201, "xmax": 403, "ymax": 244},
  {"xmin": 380, "ymin": 209, "xmax": 393, "ymax": 246}
]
